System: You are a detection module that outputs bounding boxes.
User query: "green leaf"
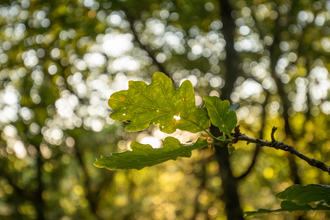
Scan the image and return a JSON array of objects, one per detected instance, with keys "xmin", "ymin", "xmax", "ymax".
[
  {"xmin": 244, "ymin": 208, "xmax": 273, "ymax": 217},
  {"xmin": 204, "ymin": 96, "xmax": 237, "ymax": 135},
  {"xmin": 244, "ymin": 201, "xmax": 311, "ymax": 217},
  {"xmin": 245, "ymin": 184, "xmax": 330, "ymax": 217},
  {"xmin": 279, "ymin": 201, "xmax": 315, "ymax": 211},
  {"xmin": 277, "ymin": 184, "xmax": 330, "ymax": 205},
  {"xmin": 244, "ymin": 201, "xmax": 330, "ymax": 217},
  {"xmin": 94, "ymin": 137, "xmax": 209, "ymax": 170},
  {"xmin": 229, "ymin": 102, "xmax": 240, "ymax": 111},
  {"xmin": 109, "ymin": 72, "xmax": 210, "ymax": 133},
  {"xmin": 228, "ymin": 146, "xmax": 235, "ymax": 154}
]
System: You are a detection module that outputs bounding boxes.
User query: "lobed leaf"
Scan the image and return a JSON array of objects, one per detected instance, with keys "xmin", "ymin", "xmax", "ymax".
[
  {"xmin": 109, "ymin": 72, "xmax": 210, "ymax": 133},
  {"xmin": 94, "ymin": 137, "xmax": 209, "ymax": 170},
  {"xmin": 277, "ymin": 184, "xmax": 330, "ymax": 205},
  {"xmin": 204, "ymin": 96, "xmax": 237, "ymax": 135}
]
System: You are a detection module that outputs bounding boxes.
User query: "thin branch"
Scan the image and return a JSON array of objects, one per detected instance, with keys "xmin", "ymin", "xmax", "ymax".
[
  {"xmin": 237, "ymin": 144, "xmax": 260, "ymax": 180},
  {"xmin": 271, "ymin": 126, "xmax": 277, "ymax": 143},
  {"xmin": 122, "ymin": 9, "xmax": 170, "ymax": 78},
  {"xmin": 237, "ymin": 92, "xmax": 269, "ymax": 180},
  {"xmin": 232, "ymin": 126, "xmax": 330, "ymax": 175}
]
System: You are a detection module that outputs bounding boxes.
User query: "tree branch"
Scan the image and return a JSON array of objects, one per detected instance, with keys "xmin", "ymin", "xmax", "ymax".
[
  {"xmin": 212, "ymin": 0, "xmax": 245, "ymax": 218},
  {"xmin": 237, "ymin": 92, "xmax": 269, "ymax": 180},
  {"xmin": 122, "ymin": 9, "xmax": 170, "ymax": 78},
  {"xmin": 232, "ymin": 126, "xmax": 330, "ymax": 175},
  {"xmin": 237, "ymin": 144, "xmax": 260, "ymax": 180}
]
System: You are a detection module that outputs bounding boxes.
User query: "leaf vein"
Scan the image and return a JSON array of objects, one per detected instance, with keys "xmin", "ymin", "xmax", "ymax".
[
  {"xmin": 158, "ymin": 81, "xmax": 176, "ymax": 111},
  {"xmin": 130, "ymin": 83, "xmax": 159, "ymax": 108}
]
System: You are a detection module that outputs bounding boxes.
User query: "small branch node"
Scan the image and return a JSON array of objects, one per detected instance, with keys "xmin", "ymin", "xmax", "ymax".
[
  {"xmin": 206, "ymin": 137, "xmax": 214, "ymax": 143},
  {"xmin": 285, "ymin": 146, "xmax": 291, "ymax": 152},
  {"xmin": 271, "ymin": 126, "xmax": 278, "ymax": 143},
  {"xmin": 235, "ymin": 125, "xmax": 240, "ymax": 134}
]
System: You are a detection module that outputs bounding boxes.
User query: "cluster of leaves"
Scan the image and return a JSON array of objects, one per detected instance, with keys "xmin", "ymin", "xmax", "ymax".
[
  {"xmin": 95, "ymin": 73, "xmax": 330, "ymax": 216},
  {"xmin": 94, "ymin": 72, "xmax": 237, "ymax": 170},
  {"xmin": 245, "ymin": 184, "xmax": 330, "ymax": 217}
]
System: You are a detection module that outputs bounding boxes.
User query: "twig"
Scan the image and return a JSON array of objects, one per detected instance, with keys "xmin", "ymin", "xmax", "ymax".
[
  {"xmin": 237, "ymin": 92, "xmax": 268, "ymax": 180},
  {"xmin": 232, "ymin": 126, "xmax": 330, "ymax": 175},
  {"xmin": 123, "ymin": 8, "xmax": 170, "ymax": 77},
  {"xmin": 271, "ymin": 126, "xmax": 277, "ymax": 143},
  {"xmin": 237, "ymin": 144, "xmax": 260, "ymax": 180}
]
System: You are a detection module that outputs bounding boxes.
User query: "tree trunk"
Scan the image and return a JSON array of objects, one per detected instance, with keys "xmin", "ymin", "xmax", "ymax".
[{"xmin": 213, "ymin": 0, "xmax": 244, "ymax": 219}]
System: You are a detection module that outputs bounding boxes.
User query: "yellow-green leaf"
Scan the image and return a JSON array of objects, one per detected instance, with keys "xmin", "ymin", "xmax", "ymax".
[
  {"xmin": 109, "ymin": 72, "xmax": 209, "ymax": 133},
  {"xmin": 204, "ymin": 96, "xmax": 237, "ymax": 135},
  {"xmin": 94, "ymin": 137, "xmax": 209, "ymax": 170}
]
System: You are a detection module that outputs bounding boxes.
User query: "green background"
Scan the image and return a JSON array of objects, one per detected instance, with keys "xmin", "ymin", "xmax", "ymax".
[{"xmin": 0, "ymin": 0, "xmax": 330, "ymax": 219}]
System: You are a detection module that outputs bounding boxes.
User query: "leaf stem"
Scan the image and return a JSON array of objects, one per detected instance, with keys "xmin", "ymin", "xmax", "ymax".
[
  {"xmin": 209, "ymin": 142, "xmax": 227, "ymax": 147},
  {"xmin": 204, "ymin": 129, "xmax": 218, "ymax": 140},
  {"xmin": 204, "ymin": 129, "xmax": 233, "ymax": 144}
]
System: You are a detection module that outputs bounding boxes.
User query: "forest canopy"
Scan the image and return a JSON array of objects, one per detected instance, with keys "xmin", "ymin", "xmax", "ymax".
[{"xmin": 0, "ymin": 0, "xmax": 330, "ymax": 219}]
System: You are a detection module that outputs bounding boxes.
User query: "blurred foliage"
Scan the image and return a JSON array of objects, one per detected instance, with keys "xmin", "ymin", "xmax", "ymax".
[{"xmin": 0, "ymin": 0, "xmax": 330, "ymax": 219}]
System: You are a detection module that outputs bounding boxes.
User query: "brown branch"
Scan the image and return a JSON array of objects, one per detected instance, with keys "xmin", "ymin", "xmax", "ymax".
[
  {"xmin": 271, "ymin": 126, "xmax": 277, "ymax": 143},
  {"xmin": 232, "ymin": 126, "xmax": 330, "ymax": 175}
]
